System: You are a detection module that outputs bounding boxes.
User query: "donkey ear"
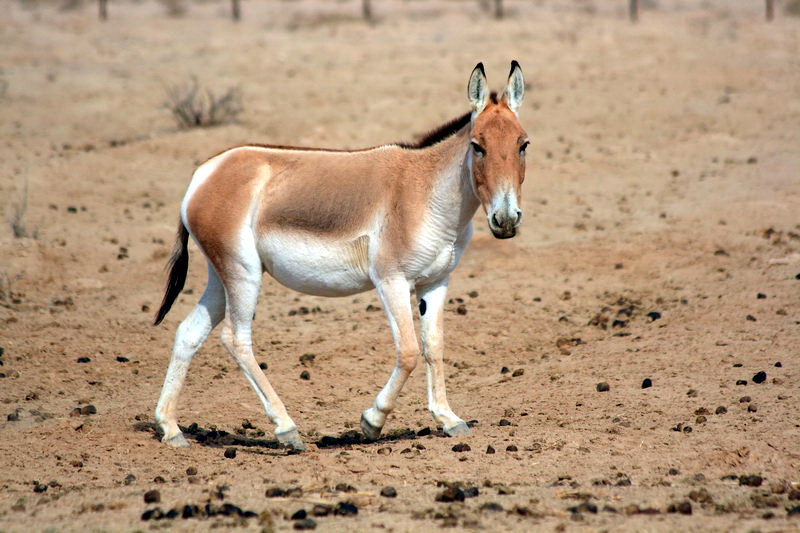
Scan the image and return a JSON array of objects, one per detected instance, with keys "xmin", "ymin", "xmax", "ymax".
[
  {"xmin": 504, "ymin": 60, "xmax": 525, "ymax": 114},
  {"xmin": 467, "ymin": 62, "xmax": 489, "ymax": 114}
]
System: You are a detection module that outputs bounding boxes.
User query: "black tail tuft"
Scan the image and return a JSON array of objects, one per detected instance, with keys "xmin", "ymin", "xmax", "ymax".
[{"xmin": 153, "ymin": 220, "xmax": 190, "ymax": 326}]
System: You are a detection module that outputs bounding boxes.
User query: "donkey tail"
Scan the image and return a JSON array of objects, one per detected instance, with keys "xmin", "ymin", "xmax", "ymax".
[{"xmin": 153, "ymin": 220, "xmax": 190, "ymax": 326}]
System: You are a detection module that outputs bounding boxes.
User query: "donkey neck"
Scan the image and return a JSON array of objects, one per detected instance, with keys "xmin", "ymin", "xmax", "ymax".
[{"xmin": 417, "ymin": 125, "xmax": 480, "ymax": 238}]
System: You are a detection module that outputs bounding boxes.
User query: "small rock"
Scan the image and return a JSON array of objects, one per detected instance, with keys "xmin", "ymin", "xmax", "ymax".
[
  {"xmin": 715, "ymin": 406, "xmax": 727, "ymax": 415},
  {"xmin": 335, "ymin": 483, "xmax": 356, "ymax": 493},
  {"xmin": 747, "ymin": 404, "xmax": 758, "ymax": 413},
  {"xmin": 124, "ymin": 473, "xmax": 136, "ymax": 485},
  {"xmin": 667, "ymin": 501, "xmax": 692, "ymax": 515},
  {"xmin": 668, "ymin": 468, "xmax": 680, "ymax": 475},
  {"xmin": 300, "ymin": 370, "xmax": 310, "ymax": 380},
  {"xmin": 736, "ymin": 380, "xmax": 748, "ymax": 386},
  {"xmin": 186, "ymin": 466, "xmax": 197, "ymax": 476},
  {"xmin": 376, "ymin": 446, "xmax": 391, "ymax": 455},
  {"xmin": 7, "ymin": 412, "xmax": 19, "ymax": 421},
  {"xmin": 141, "ymin": 508, "xmax": 163, "ymax": 521},
  {"xmin": 695, "ymin": 415, "xmax": 707, "ymax": 424},
  {"xmin": 496, "ymin": 484, "xmax": 515, "ymax": 495},
  {"xmin": 452, "ymin": 443, "xmax": 471, "ymax": 452},
  {"xmin": 224, "ymin": 447, "xmax": 236, "ymax": 459},
  {"xmin": 311, "ymin": 504, "xmax": 331, "ymax": 516},
  {"xmin": 468, "ymin": 291, "xmax": 479, "ymax": 298},
  {"xmin": 739, "ymin": 396, "xmax": 751, "ymax": 403},
  {"xmin": 33, "ymin": 483, "xmax": 47, "ymax": 493},
  {"xmin": 641, "ymin": 378, "xmax": 652, "ymax": 389},
  {"xmin": 153, "ymin": 476, "xmax": 165, "ymax": 483},
  {"xmin": 259, "ymin": 362, "xmax": 268, "ymax": 370},
  {"xmin": 456, "ymin": 304, "xmax": 467, "ymax": 315},
  {"xmin": 746, "ymin": 314, "xmax": 757, "ymax": 322},
  {"xmin": 506, "ymin": 445, "xmax": 518, "ymax": 452},
  {"xmin": 480, "ymin": 502, "xmax": 504, "ymax": 512},
  {"xmin": 76, "ymin": 357, "xmax": 91, "ymax": 363},
  {"xmin": 144, "ymin": 489, "xmax": 160, "ymax": 503},
  {"xmin": 774, "ymin": 361, "xmax": 782, "ymax": 367},
  {"xmin": 265, "ymin": 487, "xmax": 287, "ymax": 498},
  {"xmin": 646, "ymin": 311, "xmax": 662, "ymax": 321},
  {"xmin": 486, "ymin": 445, "xmax": 495, "ymax": 454},
  {"xmin": 739, "ymin": 475, "xmax": 763, "ymax": 487},
  {"xmin": 498, "ymin": 419, "xmax": 511, "ymax": 426},
  {"xmin": 435, "ymin": 486, "xmax": 465, "ymax": 502},
  {"xmin": 380, "ymin": 486, "xmax": 397, "ymax": 498},
  {"xmin": 81, "ymin": 405, "xmax": 97, "ymax": 415},
  {"xmin": 116, "ymin": 356, "xmax": 129, "ymax": 363},
  {"xmin": 512, "ymin": 368, "xmax": 524, "ymax": 377},
  {"xmin": 596, "ymin": 382, "xmax": 610, "ymax": 392},
  {"xmin": 291, "ymin": 509, "xmax": 307, "ymax": 520},
  {"xmin": 688, "ymin": 488, "xmax": 713, "ymax": 503},
  {"xmin": 334, "ymin": 501, "xmax": 358, "ymax": 516},
  {"xmin": 294, "ymin": 518, "xmax": 317, "ymax": 530},
  {"xmin": 752, "ymin": 371, "xmax": 766, "ymax": 384},
  {"xmin": 500, "ymin": 366, "xmax": 509, "ymax": 374},
  {"xmin": 416, "ymin": 427, "xmax": 431, "ymax": 436}
]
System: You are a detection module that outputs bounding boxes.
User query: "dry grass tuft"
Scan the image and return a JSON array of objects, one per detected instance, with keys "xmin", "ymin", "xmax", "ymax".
[
  {"xmin": 163, "ymin": 77, "xmax": 243, "ymax": 129},
  {"xmin": 0, "ymin": 271, "xmax": 22, "ymax": 309},
  {"xmin": 158, "ymin": 0, "xmax": 187, "ymax": 18},
  {"xmin": 6, "ymin": 176, "xmax": 38, "ymax": 239}
]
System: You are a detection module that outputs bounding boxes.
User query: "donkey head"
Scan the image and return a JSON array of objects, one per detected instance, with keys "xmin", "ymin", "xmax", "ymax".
[{"xmin": 467, "ymin": 61, "xmax": 528, "ymax": 239}]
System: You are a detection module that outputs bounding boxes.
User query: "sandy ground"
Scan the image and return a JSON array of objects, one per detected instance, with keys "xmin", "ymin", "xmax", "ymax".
[{"xmin": 1, "ymin": 1, "xmax": 799, "ymax": 531}]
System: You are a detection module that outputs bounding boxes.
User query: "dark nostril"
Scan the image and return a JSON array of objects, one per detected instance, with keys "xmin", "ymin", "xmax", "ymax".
[
  {"xmin": 491, "ymin": 213, "xmax": 500, "ymax": 228},
  {"xmin": 515, "ymin": 210, "xmax": 522, "ymax": 224}
]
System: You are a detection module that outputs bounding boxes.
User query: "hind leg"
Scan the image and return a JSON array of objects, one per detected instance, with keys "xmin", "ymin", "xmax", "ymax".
[
  {"xmin": 155, "ymin": 263, "xmax": 225, "ymax": 447},
  {"xmin": 218, "ymin": 244, "xmax": 304, "ymax": 450}
]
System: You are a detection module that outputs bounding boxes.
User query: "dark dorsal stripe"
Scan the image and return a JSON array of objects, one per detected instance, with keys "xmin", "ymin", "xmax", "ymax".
[{"xmin": 228, "ymin": 101, "xmax": 501, "ymax": 157}]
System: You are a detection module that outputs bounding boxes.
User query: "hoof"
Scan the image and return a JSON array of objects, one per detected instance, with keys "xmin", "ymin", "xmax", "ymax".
[
  {"xmin": 276, "ymin": 428, "xmax": 306, "ymax": 451},
  {"xmin": 360, "ymin": 413, "xmax": 382, "ymax": 441},
  {"xmin": 443, "ymin": 421, "xmax": 470, "ymax": 437},
  {"xmin": 163, "ymin": 433, "xmax": 190, "ymax": 448}
]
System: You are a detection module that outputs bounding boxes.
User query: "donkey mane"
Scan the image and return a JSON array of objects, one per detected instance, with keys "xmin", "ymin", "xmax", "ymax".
[{"xmin": 399, "ymin": 92, "xmax": 498, "ymax": 150}]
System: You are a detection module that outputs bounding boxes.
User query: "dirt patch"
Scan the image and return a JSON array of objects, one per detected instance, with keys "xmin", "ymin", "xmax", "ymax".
[{"xmin": 1, "ymin": 1, "xmax": 798, "ymax": 531}]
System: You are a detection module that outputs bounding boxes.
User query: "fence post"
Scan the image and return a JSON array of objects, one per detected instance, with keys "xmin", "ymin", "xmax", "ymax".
[
  {"xmin": 232, "ymin": 0, "xmax": 240, "ymax": 21},
  {"xmin": 765, "ymin": 0, "xmax": 774, "ymax": 21},
  {"xmin": 629, "ymin": 0, "xmax": 638, "ymax": 22},
  {"xmin": 98, "ymin": 0, "xmax": 107, "ymax": 20},
  {"xmin": 363, "ymin": 0, "xmax": 372, "ymax": 21},
  {"xmin": 494, "ymin": 0, "xmax": 503, "ymax": 19}
]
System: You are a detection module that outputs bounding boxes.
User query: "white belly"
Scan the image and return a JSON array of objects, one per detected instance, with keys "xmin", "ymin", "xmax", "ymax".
[{"xmin": 258, "ymin": 232, "xmax": 373, "ymax": 297}]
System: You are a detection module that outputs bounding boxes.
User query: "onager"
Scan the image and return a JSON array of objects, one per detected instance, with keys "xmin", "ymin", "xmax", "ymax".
[{"xmin": 153, "ymin": 62, "xmax": 529, "ymax": 450}]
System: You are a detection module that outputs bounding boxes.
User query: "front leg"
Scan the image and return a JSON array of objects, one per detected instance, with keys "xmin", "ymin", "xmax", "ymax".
[
  {"xmin": 360, "ymin": 277, "xmax": 420, "ymax": 440},
  {"xmin": 417, "ymin": 277, "xmax": 469, "ymax": 436}
]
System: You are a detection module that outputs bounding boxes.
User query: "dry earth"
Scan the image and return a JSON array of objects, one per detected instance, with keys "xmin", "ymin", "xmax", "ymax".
[{"xmin": 1, "ymin": 1, "xmax": 799, "ymax": 531}]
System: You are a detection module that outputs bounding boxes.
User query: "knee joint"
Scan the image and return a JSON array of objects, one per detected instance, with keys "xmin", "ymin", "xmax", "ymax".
[{"xmin": 398, "ymin": 348, "xmax": 419, "ymax": 372}]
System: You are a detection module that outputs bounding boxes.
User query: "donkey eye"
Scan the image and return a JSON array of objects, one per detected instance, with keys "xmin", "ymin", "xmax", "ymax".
[
  {"xmin": 471, "ymin": 142, "xmax": 485, "ymax": 157},
  {"xmin": 520, "ymin": 141, "xmax": 530, "ymax": 155}
]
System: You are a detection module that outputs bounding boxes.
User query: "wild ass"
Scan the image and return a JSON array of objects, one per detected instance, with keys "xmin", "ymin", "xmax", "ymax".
[{"xmin": 153, "ymin": 62, "xmax": 528, "ymax": 451}]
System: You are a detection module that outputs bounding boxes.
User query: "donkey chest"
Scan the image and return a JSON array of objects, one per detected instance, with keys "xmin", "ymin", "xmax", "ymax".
[{"xmin": 406, "ymin": 229, "xmax": 468, "ymax": 285}]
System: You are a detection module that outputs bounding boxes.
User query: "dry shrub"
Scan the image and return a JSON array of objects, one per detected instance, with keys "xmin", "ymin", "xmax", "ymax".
[
  {"xmin": 163, "ymin": 77, "xmax": 243, "ymax": 129},
  {"xmin": 6, "ymin": 176, "xmax": 38, "ymax": 239},
  {"xmin": 0, "ymin": 271, "xmax": 22, "ymax": 309},
  {"xmin": 786, "ymin": 0, "xmax": 800, "ymax": 16},
  {"xmin": 158, "ymin": 0, "xmax": 187, "ymax": 18},
  {"xmin": 59, "ymin": 0, "xmax": 84, "ymax": 11}
]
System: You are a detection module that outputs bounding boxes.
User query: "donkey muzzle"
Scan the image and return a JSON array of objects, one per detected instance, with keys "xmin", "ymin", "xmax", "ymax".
[{"xmin": 488, "ymin": 189, "xmax": 522, "ymax": 239}]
